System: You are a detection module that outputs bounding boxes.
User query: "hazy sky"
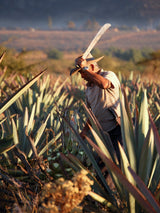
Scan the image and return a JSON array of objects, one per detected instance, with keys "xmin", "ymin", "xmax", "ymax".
[{"xmin": 0, "ymin": 0, "xmax": 160, "ymax": 29}]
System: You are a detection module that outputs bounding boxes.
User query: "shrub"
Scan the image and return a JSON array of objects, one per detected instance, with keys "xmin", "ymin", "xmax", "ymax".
[
  {"xmin": 0, "ymin": 46, "xmax": 26, "ymax": 75},
  {"xmin": 47, "ymin": 48, "xmax": 63, "ymax": 59}
]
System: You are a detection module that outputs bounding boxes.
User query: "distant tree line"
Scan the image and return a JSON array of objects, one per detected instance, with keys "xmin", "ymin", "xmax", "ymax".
[{"xmin": 46, "ymin": 17, "xmax": 160, "ymax": 31}]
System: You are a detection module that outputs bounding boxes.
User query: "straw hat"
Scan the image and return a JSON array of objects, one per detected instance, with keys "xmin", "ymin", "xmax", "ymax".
[{"xmin": 70, "ymin": 53, "xmax": 104, "ymax": 76}]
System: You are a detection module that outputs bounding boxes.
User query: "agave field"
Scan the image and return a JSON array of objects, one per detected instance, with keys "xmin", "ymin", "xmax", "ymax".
[{"xmin": 0, "ymin": 51, "xmax": 160, "ymax": 213}]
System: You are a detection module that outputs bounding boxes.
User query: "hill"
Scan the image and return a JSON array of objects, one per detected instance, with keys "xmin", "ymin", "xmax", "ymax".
[{"xmin": 0, "ymin": 0, "xmax": 160, "ymax": 29}]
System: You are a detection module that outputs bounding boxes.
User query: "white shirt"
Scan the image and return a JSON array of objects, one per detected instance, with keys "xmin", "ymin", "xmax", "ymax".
[{"xmin": 85, "ymin": 70, "xmax": 121, "ymax": 132}]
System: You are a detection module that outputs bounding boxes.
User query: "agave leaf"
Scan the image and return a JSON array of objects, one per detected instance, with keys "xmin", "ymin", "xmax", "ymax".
[
  {"xmin": 82, "ymin": 102, "xmax": 102, "ymax": 139},
  {"xmin": 82, "ymin": 102, "xmax": 116, "ymax": 162},
  {"xmin": 128, "ymin": 167, "xmax": 160, "ymax": 213},
  {"xmin": 36, "ymin": 90, "xmax": 44, "ymax": 116},
  {"xmin": 27, "ymin": 103, "xmax": 36, "ymax": 135},
  {"xmin": 60, "ymin": 114, "xmax": 116, "ymax": 205},
  {"xmin": 0, "ymin": 116, "xmax": 7, "ymax": 125},
  {"xmin": 138, "ymin": 127, "xmax": 155, "ymax": 184},
  {"xmin": 28, "ymin": 114, "xmax": 50, "ymax": 157},
  {"xmin": 17, "ymin": 115, "xmax": 28, "ymax": 152},
  {"xmin": 52, "ymin": 78, "xmax": 68, "ymax": 99},
  {"xmin": 153, "ymin": 102, "xmax": 160, "ymax": 122},
  {"xmin": 149, "ymin": 113, "xmax": 160, "ymax": 156},
  {"xmin": 52, "ymin": 76, "xmax": 61, "ymax": 91},
  {"xmin": 137, "ymin": 89, "xmax": 149, "ymax": 160},
  {"xmin": 36, "ymin": 96, "xmax": 42, "ymax": 116},
  {"xmin": 148, "ymin": 154, "xmax": 160, "ymax": 192},
  {"xmin": 89, "ymin": 191, "xmax": 108, "ymax": 205},
  {"xmin": 0, "ymin": 136, "xmax": 14, "ymax": 154},
  {"xmin": 60, "ymin": 152, "xmax": 80, "ymax": 172},
  {"xmin": 24, "ymin": 107, "xmax": 29, "ymax": 127},
  {"xmin": 11, "ymin": 118, "xmax": 19, "ymax": 145},
  {"xmin": 89, "ymin": 125, "xmax": 123, "ymax": 194},
  {"xmin": 129, "ymin": 71, "xmax": 133, "ymax": 81},
  {"xmin": 122, "ymin": 87, "xmax": 133, "ymax": 126},
  {"xmin": 66, "ymin": 95, "xmax": 74, "ymax": 107},
  {"xmin": 89, "ymin": 125, "xmax": 112, "ymax": 160},
  {"xmin": 40, "ymin": 75, "xmax": 50, "ymax": 92},
  {"xmin": 26, "ymin": 133, "xmax": 39, "ymax": 159},
  {"xmin": 87, "ymin": 137, "xmax": 157, "ymax": 213},
  {"xmin": 120, "ymin": 90, "xmax": 136, "ymax": 171},
  {"xmin": 43, "ymin": 93, "xmax": 52, "ymax": 105},
  {"xmin": 119, "ymin": 143, "xmax": 136, "ymax": 213},
  {"xmin": 57, "ymin": 93, "xmax": 68, "ymax": 105},
  {"xmin": 61, "ymin": 153, "xmax": 116, "ymax": 206},
  {"xmin": 0, "ymin": 69, "xmax": 46, "ymax": 115},
  {"xmin": 0, "ymin": 51, "xmax": 6, "ymax": 64},
  {"xmin": 0, "ymin": 67, "xmax": 7, "ymax": 85},
  {"xmin": 38, "ymin": 131, "xmax": 62, "ymax": 156}
]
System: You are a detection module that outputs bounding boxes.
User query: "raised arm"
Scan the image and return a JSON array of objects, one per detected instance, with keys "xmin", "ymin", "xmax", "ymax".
[{"xmin": 75, "ymin": 56, "xmax": 114, "ymax": 89}]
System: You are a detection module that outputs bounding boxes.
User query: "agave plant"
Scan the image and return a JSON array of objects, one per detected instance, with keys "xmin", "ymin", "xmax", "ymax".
[
  {"xmin": 0, "ymin": 69, "xmax": 80, "ymax": 211},
  {"xmin": 119, "ymin": 72, "xmax": 160, "ymax": 132},
  {"xmin": 60, "ymin": 74, "xmax": 160, "ymax": 213},
  {"xmin": 0, "ymin": 69, "xmax": 86, "ymax": 181}
]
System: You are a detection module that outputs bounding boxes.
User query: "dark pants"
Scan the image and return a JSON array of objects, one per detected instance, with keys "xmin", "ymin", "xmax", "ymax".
[{"xmin": 108, "ymin": 124, "xmax": 122, "ymax": 164}]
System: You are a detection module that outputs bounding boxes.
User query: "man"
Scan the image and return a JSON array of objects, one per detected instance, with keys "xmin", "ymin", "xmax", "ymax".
[{"xmin": 71, "ymin": 54, "xmax": 122, "ymax": 164}]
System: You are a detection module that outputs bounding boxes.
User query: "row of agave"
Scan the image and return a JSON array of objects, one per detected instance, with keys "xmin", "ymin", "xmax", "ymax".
[{"xmin": 0, "ymin": 51, "xmax": 160, "ymax": 212}]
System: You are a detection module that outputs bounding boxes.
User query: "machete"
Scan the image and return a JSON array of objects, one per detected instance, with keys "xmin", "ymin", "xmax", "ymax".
[{"xmin": 70, "ymin": 23, "xmax": 111, "ymax": 75}]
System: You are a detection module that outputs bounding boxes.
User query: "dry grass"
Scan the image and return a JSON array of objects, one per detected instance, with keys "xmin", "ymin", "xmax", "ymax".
[{"xmin": 0, "ymin": 29, "xmax": 160, "ymax": 51}]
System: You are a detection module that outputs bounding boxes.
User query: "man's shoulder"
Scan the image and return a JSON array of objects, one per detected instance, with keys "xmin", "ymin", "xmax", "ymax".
[
  {"xmin": 100, "ymin": 70, "xmax": 120, "ymax": 87},
  {"xmin": 100, "ymin": 70, "xmax": 118, "ymax": 79}
]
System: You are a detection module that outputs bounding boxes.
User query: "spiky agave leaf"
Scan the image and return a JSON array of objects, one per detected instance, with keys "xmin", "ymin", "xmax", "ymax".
[
  {"xmin": 149, "ymin": 113, "xmax": 160, "ymax": 156},
  {"xmin": 138, "ymin": 127, "xmax": 155, "ymax": 185},
  {"xmin": 59, "ymin": 112, "xmax": 117, "ymax": 206},
  {"xmin": 0, "ymin": 69, "xmax": 47, "ymax": 115},
  {"xmin": 120, "ymin": 89, "xmax": 136, "ymax": 172},
  {"xmin": 82, "ymin": 102, "xmax": 117, "ymax": 163},
  {"xmin": 86, "ymin": 137, "xmax": 157, "ymax": 213},
  {"xmin": 0, "ymin": 136, "xmax": 15, "ymax": 154},
  {"xmin": 119, "ymin": 143, "xmax": 136, "ymax": 213},
  {"xmin": 137, "ymin": 89, "xmax": 149, "ymax": 162},
  {"xmin": 128, "ymin": 166, "xmax": 160, "ymax": 213}
]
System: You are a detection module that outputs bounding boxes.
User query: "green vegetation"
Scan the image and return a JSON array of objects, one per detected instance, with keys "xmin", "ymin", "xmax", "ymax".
[
  {"xmin": 0, "ymin": 49, "xmax": 160, "ymax": 212},
  {"xmin": 92, "ymin": 47, "xmax": 159, "ymax": 78},
  {"xmin": 47, "ymin": 48, "xmax": 63, "ymax": 60},
  {"xmin": 137, "ymin": 50, "xmax": 160, "ymax": 74},
  {"xmin": 104, "ymin": 47, "xmax": 152, "ymax": 62},
  {"xmin": 1, "ymin": 44, "xmax": 160, "ymax": 80},
  {"xmin": 0, "ymin": 46, "xmax": 26, "ymax": 74}
]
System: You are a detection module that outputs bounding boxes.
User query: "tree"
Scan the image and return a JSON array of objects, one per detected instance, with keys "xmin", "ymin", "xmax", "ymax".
[
  {"xmin": 47, "ymin": 48, "xmax": 63, "ymax": 60},
  {"xmin": 67, "ymin": 21, "xmax": 76, "ymax": 30},
  {"xmin": 83, "ymin": 19, "xmax": 100, "ymax": 31},
  {"xmin": 48, "ymin": 16, "xmax": 53, "ymax": 30},
  {"xmin": 137, "ymin": 50, "xmax": 160, "ymax": 73}
]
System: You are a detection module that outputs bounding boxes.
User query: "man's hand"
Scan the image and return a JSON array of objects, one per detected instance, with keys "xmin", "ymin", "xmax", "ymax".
[{"xmin": 75, "ymin": 56, "xmax": 88, "ymax": 69}]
